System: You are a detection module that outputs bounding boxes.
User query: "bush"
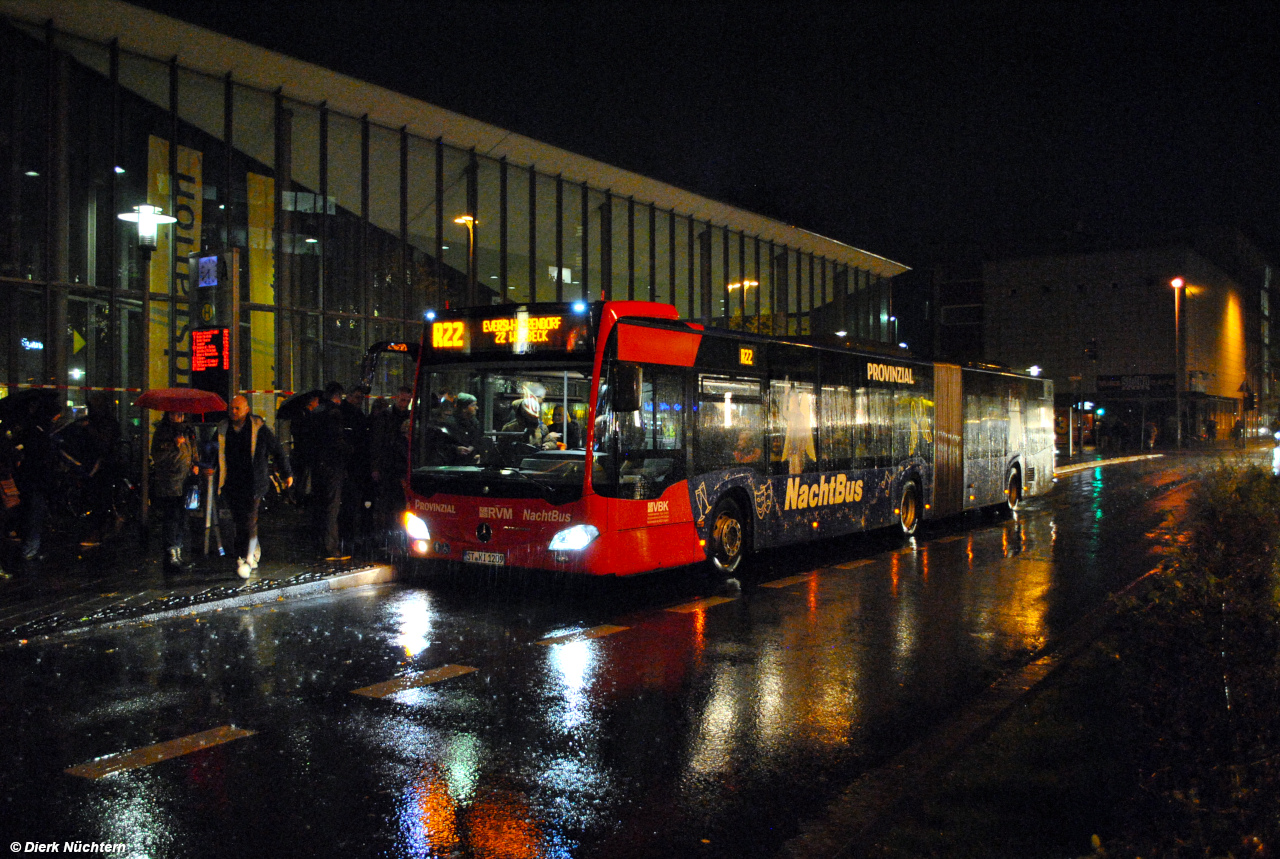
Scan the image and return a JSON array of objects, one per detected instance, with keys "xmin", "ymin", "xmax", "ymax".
[{"xmin": 1106, "ymin": 464, "xmax": 1280, "ymax": 856}]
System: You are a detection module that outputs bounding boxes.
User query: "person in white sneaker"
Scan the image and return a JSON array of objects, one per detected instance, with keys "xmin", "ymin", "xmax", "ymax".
[{"xmin": 216, "ymin": 396, "xmax": 292, "ymax": 579}]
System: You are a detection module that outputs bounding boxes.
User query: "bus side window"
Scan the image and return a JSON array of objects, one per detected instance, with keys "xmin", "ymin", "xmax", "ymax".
[{"xmin": 595, "ymin": 366, "xmax": 686, "ymax": 500}]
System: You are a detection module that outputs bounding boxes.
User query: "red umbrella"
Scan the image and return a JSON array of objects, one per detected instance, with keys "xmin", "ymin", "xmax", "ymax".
[{"xmin": 134, "ymin": 387, "xmax": 227, "ymax": 414}]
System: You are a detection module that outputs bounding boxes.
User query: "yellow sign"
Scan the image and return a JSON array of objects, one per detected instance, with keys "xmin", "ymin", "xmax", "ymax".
[{"xmin": 739, "ymin": 347, "xmax": 754, "ymax": 366}]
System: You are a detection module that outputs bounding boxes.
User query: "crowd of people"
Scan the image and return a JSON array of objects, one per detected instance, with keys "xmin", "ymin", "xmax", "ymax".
[{"xmin": 0, "ymin": 381, "xmax": 412, "ymax": 580}]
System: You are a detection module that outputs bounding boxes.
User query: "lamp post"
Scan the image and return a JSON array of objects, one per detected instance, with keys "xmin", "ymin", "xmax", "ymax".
[
  {"xmin": 1171, "ymin": 277, "xmax": 1185, "ymax": 449},
  {"xmin": 454, "ymin": 215, "xmax": 476, "ymax": 307},
  {"xmin": 118, "ymin": 204, "xmax": 177, "ymax": 528}
]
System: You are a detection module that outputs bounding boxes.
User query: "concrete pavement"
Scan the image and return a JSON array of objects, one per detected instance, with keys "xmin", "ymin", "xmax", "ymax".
[{"xmin": 0, "ymin": 499, "xmax": 396, "ymax": 646}]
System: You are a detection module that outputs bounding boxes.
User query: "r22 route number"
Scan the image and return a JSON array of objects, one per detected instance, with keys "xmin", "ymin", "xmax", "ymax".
[{"xmin": 432, "ymin": 321, "xmax": 465, "ymax": 349}]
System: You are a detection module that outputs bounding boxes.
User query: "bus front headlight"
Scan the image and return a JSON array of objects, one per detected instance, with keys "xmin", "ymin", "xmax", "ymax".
[
  {"xmin": 548, "ymin": 524, "xmax": 599, "ymax": 552},
  {"xmin": 403, "ymin": 511, "xmax": 431, "ymax": 541}
]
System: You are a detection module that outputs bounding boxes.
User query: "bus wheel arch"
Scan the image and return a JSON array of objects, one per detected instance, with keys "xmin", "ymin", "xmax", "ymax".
[
  {"xmin": 708, "ymin": 492, "xmax": 751, "ymax": 574},
  {"xmin": 897, "ymin": 479, "xmax": 921, "ymax": 538}
]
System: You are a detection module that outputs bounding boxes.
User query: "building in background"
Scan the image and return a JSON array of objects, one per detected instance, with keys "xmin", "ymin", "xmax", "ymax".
[
  {"xmin": 980, "ymin": 229, "xmax": 1275, "ymax": 449},
  {"xmin": 0, "ymin": 0, "xmax": 906, "ymax": 451}
]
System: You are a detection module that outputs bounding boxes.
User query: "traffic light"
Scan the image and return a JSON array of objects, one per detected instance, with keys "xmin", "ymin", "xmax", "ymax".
[
  {"xmin": 1244, "ymin": 391, "xmax": 1256, "ymax": 411},
  {"xmin": 1084, "ymin": 338, "xmax": 1098, "ymax": 361}
]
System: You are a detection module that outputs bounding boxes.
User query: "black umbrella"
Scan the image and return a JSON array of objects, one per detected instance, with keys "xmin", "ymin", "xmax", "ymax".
[
  {"xmin": 276, "ymin": 389, "xmax": 324, "ymax": 422},
  {"xmin": 0, "ymin": 388, "xmax": 61, "ymax": 425}
]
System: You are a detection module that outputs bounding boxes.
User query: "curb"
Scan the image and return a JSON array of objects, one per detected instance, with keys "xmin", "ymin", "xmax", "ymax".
[{"xmin": 6, "ymin": 564, "xmax": 397, "ymax": 647}]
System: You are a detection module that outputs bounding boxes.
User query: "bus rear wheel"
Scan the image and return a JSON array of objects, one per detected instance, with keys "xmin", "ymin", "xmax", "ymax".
[
  {"xmin": 898, "ymin": 482, "xmax": 920, "ymax": 538},
  {"xmin": 1005, "ymin": 468, "xmax": 1023, "ymax": 513},
  {"xmin": 709, "ymin": 497, "xmax": 747, "ymax": 573}
]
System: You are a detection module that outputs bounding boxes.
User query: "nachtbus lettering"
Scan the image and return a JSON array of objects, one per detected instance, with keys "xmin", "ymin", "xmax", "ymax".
[
  {"xmin": 521, "ymin": 509, "xmax": 573, "ymax": 523},
  {"xmin": 866, "ymin": 363, "xmax": 915, "ymax": 384},
  {"xmin": 416, "ymin": 500, "xmax": 457, "ymax": 515},
  {"xmin": 479, "ymin": 506, "xmax": 514, "ymax": 520},
  {"xmin": 783, "ymin": 474, "xmax": 864, "ymax": 511}
]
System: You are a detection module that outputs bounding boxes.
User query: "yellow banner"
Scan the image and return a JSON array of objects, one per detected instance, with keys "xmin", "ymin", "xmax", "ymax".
[
  {"xmin": 247, "ymin": 172, "xmax": 276, "ymax": 393},
  {"xmin": 145, "ymin": 135, "xmax": 203, "ymax": 389}
]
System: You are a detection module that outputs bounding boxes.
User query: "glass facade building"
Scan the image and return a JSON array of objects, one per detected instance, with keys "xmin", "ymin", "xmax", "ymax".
[{"xmin": 0, "ymin": 1, "xmax": 907, "ymax": 440}]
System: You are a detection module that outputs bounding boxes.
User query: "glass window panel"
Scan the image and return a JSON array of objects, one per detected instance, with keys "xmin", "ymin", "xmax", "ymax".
[
  {"xmin": 368, "ymin": 123, "xmax": 403, "ymax": 320},
  {"xmin": 233, "ymin": 84, "xmax": 274, "ymax": 173},
  {"xmin": 710, "ymin": 226, "xmax": 726, "ymax": 326},
  {"xmin": 475, "ymin": 154, "xmax": 501, "ymax": 304},
  {"xmin": 696, "ymin": 375, "xmax": 764, "ymax": 473},
  {"xmin": 671, "ymin": 214, "xmax": 691, "ymax": 320},
  {"xmin": 62, "ymin": 43, "xmax": 114, "ymax": 287},
  {"xmin": 635, "ymin": 202, "xmax": 653, "ymax": 303},
  {"xmin": 325, "ymin": 113, "xmax": 362, "ymax": 316},
  {"xmin": 505, "ymin": 163, "xmax": 531, "ymax": 304},
  {"xmin": 441, "ymin": 145, "xmax": 470, "ymax": 302},
  {"xmin": 767, "ymin": 378, "xmax": 817, "ymax": 475},
  {"xmin": 323, "ymin": 312, "xmax": 364, "ymax": 385},
  {"xmin": 118, "ymin": 50, "xmax": 169, "ymax": 119},
  {"xmin": 6, "ymin": 29, "xmax": 49, "ymax": 281},
  {"xmin": 405, "ymin": 134, "xmax": 439, "ymax": 317},
  {"xmin": 283, "ymin": 100, "xmax": 322, "ymax": 310},
  {"xmin": 535, "ymin": 172, "xmax": 560, "ymax": 301},
  {"xmin": 611, "ymin": 195, "xmax": 629, "ymax": 301},
  {"xmin": 572, "ymin": 185, "xmax": 592, "ymax": 302},
  {"xmin": 653, "ymin": 207, "xmax": 670, "ymax": 305}
]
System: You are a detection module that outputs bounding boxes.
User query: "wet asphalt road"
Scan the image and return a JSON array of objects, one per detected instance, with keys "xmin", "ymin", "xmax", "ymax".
[{"xmin": 0, "ymin": 455, "xmax": 1217, "ymax": 858}]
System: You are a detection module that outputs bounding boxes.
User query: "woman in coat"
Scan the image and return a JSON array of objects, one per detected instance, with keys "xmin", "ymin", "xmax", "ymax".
[{"xmin": 151, "ymin": 411, "xmax": 198, "ymax": 572}]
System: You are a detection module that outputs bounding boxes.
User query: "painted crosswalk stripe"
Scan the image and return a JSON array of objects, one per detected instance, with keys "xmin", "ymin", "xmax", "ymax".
[
  {"xmin": 351, "ymin": 664, "xmax": 476, "ymax": 698},
  {"xmin": 537, "ymin": 625, "xmax": 630, "ymax": 646},
  {"xmin": 835, "ymin": 559, "xmax": 875, "ymax": 570},
  {"xmin": 667, "ymin": 596, "xmax": 736, "ymax": 613},
  {"xmin": 760, "ymin": 574, "xmax": 814, "ymax": 589},
  {"xmin": 65, "ymin": 725, "xmax": 255, "ymax": 779}
]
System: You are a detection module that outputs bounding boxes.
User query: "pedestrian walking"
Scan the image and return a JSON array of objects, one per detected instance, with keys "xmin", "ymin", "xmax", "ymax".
[
  {"xmin": 216, "ymin": 395, "xmax": 292, "ymax": 579},
  {"xmin": 150, "ymin": 410, "xmax": 199, "ymax": 573},
  {"xmin": 63, "ymin": 393, "xmax": 122, "ymax": 545},
  {"xmin": 13, "ymin": 393, "xmax": 61, "ymax": 562},
  {"xmin": 312, "ymin": 382, "xmax": 351, "ymax": 560}
]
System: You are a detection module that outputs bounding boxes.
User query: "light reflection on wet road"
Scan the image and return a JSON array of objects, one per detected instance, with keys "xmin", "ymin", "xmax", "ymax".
[{"xmin": 0, "ymin": 455, "xmax": 1220, "ymax": 858}]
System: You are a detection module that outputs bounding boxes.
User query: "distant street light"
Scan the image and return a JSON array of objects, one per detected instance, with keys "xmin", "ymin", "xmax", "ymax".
[{"xmin": 454, "ymin": 215, "xmax": 477, "ymax": 306}]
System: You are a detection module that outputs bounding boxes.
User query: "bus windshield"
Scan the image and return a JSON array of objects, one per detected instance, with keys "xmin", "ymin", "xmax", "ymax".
[{"xmin": 410, "ymin": 363, "xmax": 593, "ymax": 501}]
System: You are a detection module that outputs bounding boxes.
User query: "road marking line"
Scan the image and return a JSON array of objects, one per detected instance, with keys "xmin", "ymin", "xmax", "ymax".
[
  {"xmin": 65, "ymin": 725, "xmax": 255, "ymax": 779},
  {"xmin": 667, "ymin": 596, "xmax": 736, "ymax": 613},
  {"xmin": 760, "ymin": 574, "xmax": 813, "ymax": 589},
  {"xmin": 351, "ymin": 664, "xmax": 476, "ymax": 698},
  {"xmin": 835, "ymin": 559, "xmax": 875, "ymax": 570},
  {"xmin": 537, "ymin": 625, "xmax": 630, "ymax": 646},
  {"xmin": 933, "ymin": 535, "xmax": 965, "ymax": 543}
]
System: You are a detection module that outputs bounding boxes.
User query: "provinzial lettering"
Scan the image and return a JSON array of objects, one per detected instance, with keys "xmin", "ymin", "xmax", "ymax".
[{"xmin": 866, "ymin": 362, "xmax": 915, "ymax": 384}]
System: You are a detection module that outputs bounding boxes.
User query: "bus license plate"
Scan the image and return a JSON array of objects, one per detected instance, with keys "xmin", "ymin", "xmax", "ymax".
[{"xmin": 463, "ymin": 551, "xmax": 506, "ymax": 566}]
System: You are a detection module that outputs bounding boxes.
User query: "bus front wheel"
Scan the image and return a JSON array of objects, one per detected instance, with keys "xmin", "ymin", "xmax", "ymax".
[
  {"xmin": 898, "ymin": 482, "xmax": 920, "ymax": 538},
  {"xmin": 709, "ymin": 497, "xmax": 747, "ymax": 574}
]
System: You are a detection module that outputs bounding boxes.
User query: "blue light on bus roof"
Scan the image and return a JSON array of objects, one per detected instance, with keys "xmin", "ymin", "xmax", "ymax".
[
  {"xmin": 424, "ymin": 309, "xmax": 436, "ymax": 321},
  {"xmin": 572, "ymin": 301, "xmax": 588, "ymax": 313}
]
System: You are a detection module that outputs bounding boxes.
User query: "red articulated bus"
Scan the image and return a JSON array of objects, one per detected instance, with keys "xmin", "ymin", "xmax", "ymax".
[{"xmin": 401, "ymin": 300, "xmax": 1055, "ymax": 577}]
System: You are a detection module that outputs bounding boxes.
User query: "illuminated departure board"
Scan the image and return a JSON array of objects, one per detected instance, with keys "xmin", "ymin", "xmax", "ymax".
[
  {"xmin": 429, "ymin": 311, "xmax": 589, "ymax": 355},
  {"xmin": 192, "ymin": 328, "xmax": 230, "ymax": 371}
]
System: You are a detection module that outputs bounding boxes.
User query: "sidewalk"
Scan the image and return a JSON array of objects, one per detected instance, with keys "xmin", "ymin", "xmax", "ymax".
[{"xmin": 0, "ymin": 500, "xmax": 396, "ymax": 646}]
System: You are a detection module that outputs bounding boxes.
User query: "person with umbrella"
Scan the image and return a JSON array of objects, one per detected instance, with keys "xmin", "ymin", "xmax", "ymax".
[
  {"xmin": 216, "ymin": 395, "xmax": 293, "ymax": 578},
  {"xmin": 150, "ymin": 409, "xmax": 199, "ymax": 573}
]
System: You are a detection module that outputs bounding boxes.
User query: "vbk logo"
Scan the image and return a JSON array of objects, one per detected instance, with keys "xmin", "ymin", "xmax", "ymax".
[{"xmin": 647, "ymin": 500, "xmax": 670, "ymax": 514}]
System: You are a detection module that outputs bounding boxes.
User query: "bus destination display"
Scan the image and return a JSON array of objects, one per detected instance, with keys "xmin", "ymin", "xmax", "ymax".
[{"xmin": 431, "ymin": 313, "xmax": 588, "ymax": 354}]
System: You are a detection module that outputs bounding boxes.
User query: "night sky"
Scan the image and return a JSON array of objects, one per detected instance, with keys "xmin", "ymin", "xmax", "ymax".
[{"xmin": 134, "ymin": 1, "xmax": 1280, "ymax": 271}]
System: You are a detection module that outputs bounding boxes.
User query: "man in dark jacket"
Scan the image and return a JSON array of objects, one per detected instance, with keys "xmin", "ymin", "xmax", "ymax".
[
  {"xmin": 151, "ymin": 410, "xmax": 198, "ymax": 572},
  {"xmin": 217, "ymin": 395, "xmax": 292, "ymax": 579},
  {"xmin": 311, "ymin": 382, "xmax": 351, "ymax": 560},
  {"xmin": 13, "ymin": 394, "xmax": 60, "ymax": 562}
]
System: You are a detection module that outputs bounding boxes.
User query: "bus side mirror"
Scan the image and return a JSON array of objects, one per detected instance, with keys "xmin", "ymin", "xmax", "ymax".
[{"xmin": 611, "ymin": 363, "xmax": 642, "ymax": 412}]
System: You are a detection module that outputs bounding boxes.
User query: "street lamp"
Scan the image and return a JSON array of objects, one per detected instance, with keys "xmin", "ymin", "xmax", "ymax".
[
  {"xmin": 118, "ymin": 204, "xmax": 177, "ymax": 528},
  {"xmin": 1171, "ymin": 277, "xmax": 1185, "ymax": 449},
  {"xmin": 454, "ymin": 215, "xmax": 477, "ymax": 306}
]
